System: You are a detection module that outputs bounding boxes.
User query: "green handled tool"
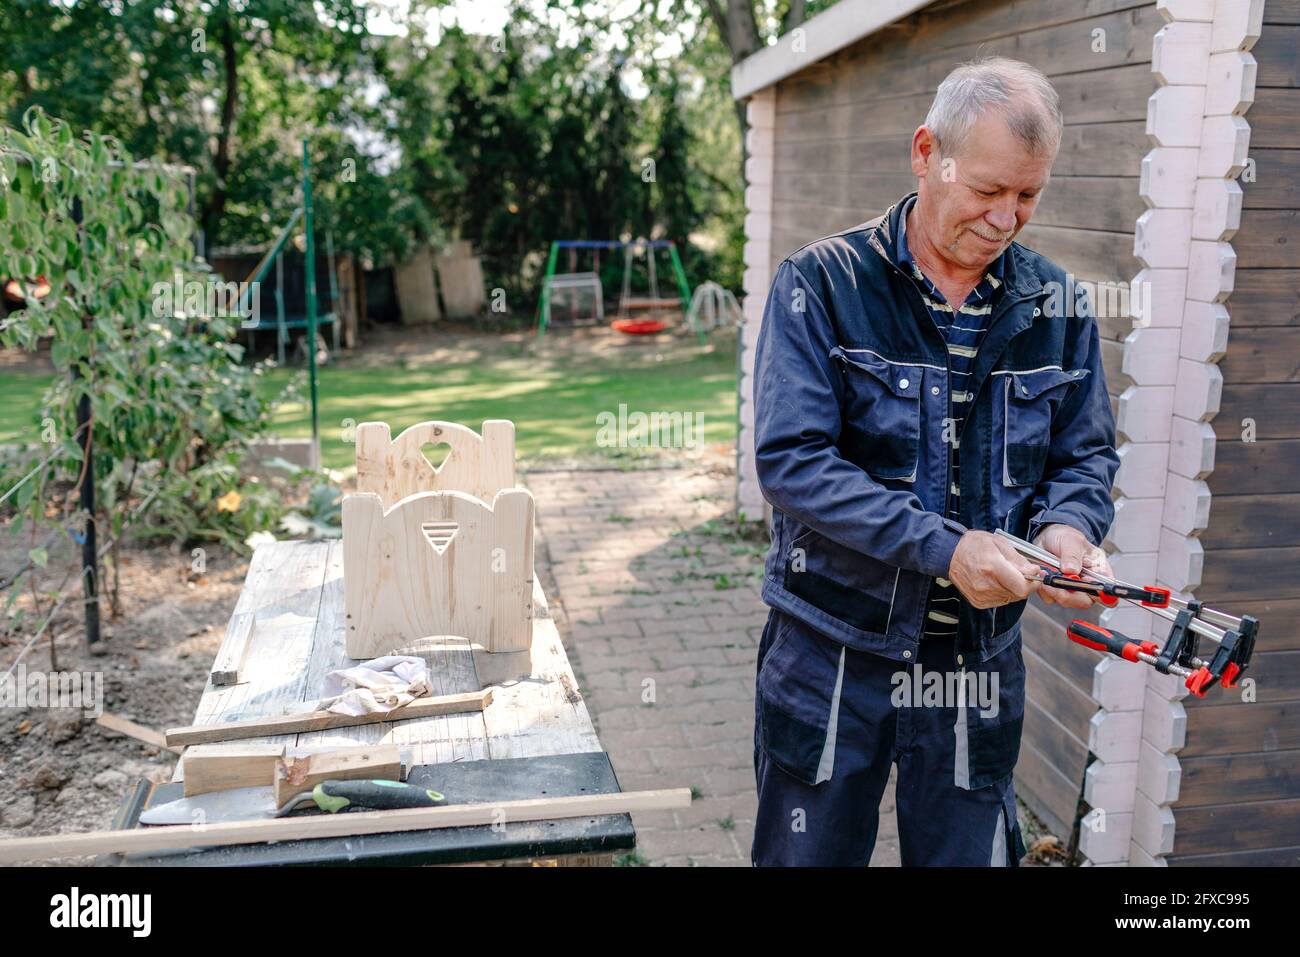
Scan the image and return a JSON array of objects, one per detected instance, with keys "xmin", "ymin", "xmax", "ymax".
[
  {"xmin": 285, "ymin": 779, "xmax": 446, "ymax": 815},
  {"xmin": 140, "ymin": 779, "xmax": 446, "ymax": 826}
]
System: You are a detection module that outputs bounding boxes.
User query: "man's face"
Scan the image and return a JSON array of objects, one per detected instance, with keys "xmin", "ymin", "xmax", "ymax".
[{"xmin": 909, "ymin": 111, "xmax": 1055, "ymax": 270}]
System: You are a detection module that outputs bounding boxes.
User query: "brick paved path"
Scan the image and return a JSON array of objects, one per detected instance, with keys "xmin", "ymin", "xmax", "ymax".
[{"xmin": 525, "ymin": 466, "xmax": 901, "ymax": 866}]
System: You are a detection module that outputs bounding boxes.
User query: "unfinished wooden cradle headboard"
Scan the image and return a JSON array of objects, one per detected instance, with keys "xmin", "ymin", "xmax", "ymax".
[
  {"xmin": 354, "ymin": 419, "xmax": 515, "ymax": 507},
  {"xmin": 343, "ymin": 488, "xmax": 534, "ymax": 657},
  {"xmin": 345, "ymin": 419, "xmax": 531, "ymax": 657}
]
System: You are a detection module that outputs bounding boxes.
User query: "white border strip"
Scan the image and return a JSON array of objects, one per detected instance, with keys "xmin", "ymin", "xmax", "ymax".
[{"xmin": 730, "ymin": 0, "xmax": 933, "ymax": 99}]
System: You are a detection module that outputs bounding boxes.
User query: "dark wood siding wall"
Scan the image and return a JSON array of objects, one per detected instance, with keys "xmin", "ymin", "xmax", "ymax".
[
  {"xmin": 1167, "ymin": 0, "xmax": 1300, "ymax": 867},
  {"xmin": 769, "ymin": 0, "xmax": 1161, "ymax": 842}
]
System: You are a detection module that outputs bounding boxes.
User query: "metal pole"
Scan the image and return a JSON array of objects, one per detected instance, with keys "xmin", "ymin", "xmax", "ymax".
[
  {"xmin": 76, "ymin": 388, "xmax": 99, "ymax": 648},
  {"xmin": 302, "ymin": 140, "xmax": 320, "ymax": 453},
  {"xmin": 536, "ymin": 241, "xmax": 559, "ymax": 338},
  {"xmin": 667, "ymin": 242, "xmax": 701, "ymax": 344},
  {"xmin": 326, "ymin": 229, "xmax": 340, "ymax": 353},
  {"xmin": 68, "ymin": 194, "xmax": 100, "ymax": 648},
  {"xmin": 275, "ymin": 252, "xmax": 285, "ymax": 366}
]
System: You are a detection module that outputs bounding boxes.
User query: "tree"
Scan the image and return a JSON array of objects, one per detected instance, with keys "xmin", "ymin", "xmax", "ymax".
[{"xmin": 0, "ymin": 0, "xmax": 371, "ymax": 250}]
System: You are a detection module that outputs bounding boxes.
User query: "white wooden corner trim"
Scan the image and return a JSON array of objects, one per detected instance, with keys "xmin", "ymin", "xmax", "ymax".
[{"xmin": 1118, "ymin": 0, "xmax": 1261, "ymax": 866}]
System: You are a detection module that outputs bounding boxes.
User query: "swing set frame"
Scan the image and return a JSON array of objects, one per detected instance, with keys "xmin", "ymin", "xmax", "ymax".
[{"xmin": 535, "ymin": 239, "xmax": 695, "ymax": 341}]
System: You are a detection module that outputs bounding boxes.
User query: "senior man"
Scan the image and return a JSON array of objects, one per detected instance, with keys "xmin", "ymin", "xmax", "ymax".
[{"xmin": 750, "ymin": 56, "xmax": 1120, "ymax": 867}]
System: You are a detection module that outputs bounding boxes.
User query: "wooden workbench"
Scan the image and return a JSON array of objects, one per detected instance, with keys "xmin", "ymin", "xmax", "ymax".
[{"xmin": 115, "ymin": 539, "xmax": 632, "ymax": 866}]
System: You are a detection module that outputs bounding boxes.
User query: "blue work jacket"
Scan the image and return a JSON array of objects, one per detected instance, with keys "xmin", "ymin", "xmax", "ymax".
[{"xmin": 753, "ymin": 191, "xmax": 1120, "ymax": 663}]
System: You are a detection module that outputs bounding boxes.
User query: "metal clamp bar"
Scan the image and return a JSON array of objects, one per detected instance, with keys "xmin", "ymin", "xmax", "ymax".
[{"xmin": 994, "ymin": 529, "xmax": 1231, "ymax": 643}]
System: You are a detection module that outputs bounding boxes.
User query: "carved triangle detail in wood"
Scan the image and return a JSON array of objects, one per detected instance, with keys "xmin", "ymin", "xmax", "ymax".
[{"xmin": 421, "ymin": 521, "xmax": 458, "ymax": 554}]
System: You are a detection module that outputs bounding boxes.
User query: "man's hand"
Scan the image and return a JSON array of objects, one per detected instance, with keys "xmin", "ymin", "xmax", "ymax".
[
  {"xmin": 948, "ymin": 530, "xmax": 1043, "ymax": 609},
  {"xmin": 1032, "ymin": 523, "xmax": 1114, "ymax": 610}
]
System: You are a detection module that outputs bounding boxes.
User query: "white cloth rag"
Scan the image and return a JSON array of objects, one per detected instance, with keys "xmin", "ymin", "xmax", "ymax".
[{"xmin": 319, "ymin": 655, "xmax": 431, "ymax": 716}]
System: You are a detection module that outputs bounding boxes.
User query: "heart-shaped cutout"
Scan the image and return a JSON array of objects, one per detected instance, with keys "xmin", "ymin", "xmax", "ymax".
[{"xmin": 420, "ymin": 441, "xmax": 452, "ymax": 474}]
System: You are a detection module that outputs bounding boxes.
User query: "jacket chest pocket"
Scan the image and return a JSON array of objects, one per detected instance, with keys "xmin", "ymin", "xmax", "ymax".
[
  {"xmin": 830, "ymin": 347, "xmax": 924, "ymax": 482},
  {"xmin": 995, "ymin": 367, "xmax": 1088, "ymax": 487}
]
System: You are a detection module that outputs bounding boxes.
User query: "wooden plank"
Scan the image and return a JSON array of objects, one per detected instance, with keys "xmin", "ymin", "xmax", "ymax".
[
  {"xmin": 1193, "ymin": 595, "xmax": 1300, "ymax": 651},
  {"xmin": 1054, "ymin": 121, "xmax": 1149, "ymax": 178},
  {"xmin": 1214, "ymin": 387, "xmax": 1300, "ymax": 439},
  {"xmin": 273, "ymin": 743, "xmax": 402, "ymax": 807},
  {"xmin": 773, "ymin": 135, "xmax": 911, "ymax": 176},
  {"xmin": 1033, "ymin": 177, "xmax": 1143, "ymax": 234},
  {"xmin": 922, "ymin": 0, "xmax": 1152, "ymax": 51},
  {"xmin": 354, "ymin": 419, "xmax": 516, "ymax": 509},
  {"xmin": 774, "ymin": 92, "xmax": 932, "ymax": 139},
  {"xmin": 1025, "ymin": 642, "xmax": 1101, "ymax": 746},
  {"xmin": 774, "ymin": 62, "xmax": 1154, "ymax": 133},
  {"xmin": 1182, "ymin": 650, "xmax": 1300, "ymax": 706},
  {"xmin": 1220, "ymin": 327, "xmax": 1300, "ymax": 382},
  {"xmin": 1239, "ymin": 150, "xmax": 1300, "ymax": 209},
  {"xmin": 1015, "ymin": 738, "xmax": 1084, "ymax": 841},
  {"xmin": 343, "ymin": 489, "xmax": 535, "ymax": 656},
  {"xmin": 179, "ymin": 541, "xmax": 332, "ymax": 760},
  {"xmin": 1168, "ymin": 844, "xmax": 1300, "ymax": 865},
  {"xmin": 855, "ymin": 6, "xmax": 1162, "ymax": 101},
  {"xmin": 391, "ymin": 638, "xmax": 491, "ymax": 767},
  {"xmin": 95, "ymin": 713, "xmax": 181, "ymax": 754},
  {"xmin": 1233, "ymin": 209, "xmax": 1300, "ymax": 269},
  {"xmin": 1176, "ymin": 749, "xmax": 1300, "ymax": 807},
  {"xmin": 1054, "ymin": 64, "xmax": 1157, "ymax": 124},
  {"xmin": 1203, "ymin": 494, "xmax": 1300, "ymax": 547},
  {"xmin": 0, "ymin": 788, "xmax": 694, "ymax": 864},
  {"xmin": 165, "ymin": 689, "xmax": 494, "ymax": 748},
  {"xmin": 1025, "ymin": 696, "xmax": 1091, "ymax": 788},
  {"xmin": 1097, "ymin": 309, "xmax": 1134, "ymax": 345},
  {"xmin": 1022, "ymin": 602, "xmax": 1101, "ymax": 691},
  {"xmin": 286, "ymin": 544, "xmax": 489, "ymax": 768},
  {"xmin": 1254, "ymin": 25, "xmax": 1300, "ymax": 87},
  {"xmin": 1102, "ymin": 338, "xmax": 1130, "ymax": 395},
  {"xmin": 766, "ymin": 121, "xmax": 1146, "ymax": 179},
  {"xmin": 209, "ymin": 612, "xmax": 254, "ymax": 687},
  {"xmin": 774, "ymin": 171, "xmax": 920, "ymax": 211},
  {"xmin": 1181, "ymin": 701, "xmax": 1300, "ymax": 756},
  {"xmin": 479, "ymin": 580, "xmax": 603, "ymax": 760},
  {"xmin": 1208, "ymin": 440, "xmax": 1300, "ymax": 494},
  {"xmin": 772, "ymin": 199, "xmax": 888, "ymax": 239},
  {"xmin": 1198, "ymin": 546, "xmax": 1300, "ymax": 600},
  {"xmin": 1248, "ymin": 89, "xmax": 1300, "ymax": 149},
  {"xmin": 181, "ymin": 743, "xmax": 284, "ymax": 797},
  {"xmin": 1224, "ymin": 269, "xmax": 1300, "ymax": 326},
  {"xmin": 1171, "ymin": 798, "xmax": 1300, "ymax": 854},
  {"xmin": 1264, "ymin": 0, "xmax": 1300, "ymax": 25},
  {"xmin": 1015, "ymin": 224, "xmax": 1141, "ymax": 284}
]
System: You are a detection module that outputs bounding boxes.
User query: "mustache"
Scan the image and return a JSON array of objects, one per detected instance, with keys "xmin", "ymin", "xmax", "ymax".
[{"xmin": 968, "ymin": 226, "xmax": 1011, "ymax": 242}]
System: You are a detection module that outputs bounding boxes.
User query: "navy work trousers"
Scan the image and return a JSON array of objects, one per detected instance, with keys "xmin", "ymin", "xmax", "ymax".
[{"xmin": 752, "ymin": 607, "xmax": 1031, "ymax": 867}]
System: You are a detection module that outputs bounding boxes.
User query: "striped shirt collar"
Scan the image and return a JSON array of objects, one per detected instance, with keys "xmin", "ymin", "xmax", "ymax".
[{"xmin": 895, "ymin": 194, "xmax": 1007, "ymax": 305}]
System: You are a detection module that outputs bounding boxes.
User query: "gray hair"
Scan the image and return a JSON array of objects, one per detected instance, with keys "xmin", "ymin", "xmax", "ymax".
[{"xmin": 924, "ymin": 56, "xmax": 1063, "ymax": 158}]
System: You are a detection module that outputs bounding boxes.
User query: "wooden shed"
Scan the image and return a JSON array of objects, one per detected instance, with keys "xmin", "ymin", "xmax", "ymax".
[{"xmin": 731, "ymin": 0, "xmax": 1298, "ymax": 865}]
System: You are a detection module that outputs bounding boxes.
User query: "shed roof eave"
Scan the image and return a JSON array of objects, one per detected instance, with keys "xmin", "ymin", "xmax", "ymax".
[{"xmin": 729, "ymin": 0, "xmax": 934, "ymax": 100}]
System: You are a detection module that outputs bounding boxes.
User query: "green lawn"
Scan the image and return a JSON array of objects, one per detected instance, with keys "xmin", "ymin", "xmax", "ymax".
[
  {"xmin": 0, "ymin": 337, "xmax": 739, "ymax": 470},
  {"xmin": 0, "ymin": 370, "xmax": 54, "ymax": 447}
]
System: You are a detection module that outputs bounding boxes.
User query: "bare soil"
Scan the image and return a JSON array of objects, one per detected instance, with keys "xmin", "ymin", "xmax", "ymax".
[{"xmin": 0, "ymin": 538, "xmax": 247, "ymax": 858}]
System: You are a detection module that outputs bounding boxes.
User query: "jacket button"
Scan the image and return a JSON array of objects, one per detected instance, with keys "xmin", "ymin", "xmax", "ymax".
[
  {"xmin": 957, "ymin": 654, "xmax": 964, "ymax": 666},
  {"xmin": 898, "ymin": 378, "xmax": 909, "ymax": 390},
  {"xmin": 931, "ymin": 386, "xmax": 940, "ymax": 396},
  {"xmin": 1021, "ymin": 385, "xmax": 1030, "ymax": 395},
  {"xmin": 902, "ymin": 650, "xmax": 912, "ymax": 659},
  {"xmin": 1033, "ymin": 307, "xmax": 1041, "ymax": 317}
]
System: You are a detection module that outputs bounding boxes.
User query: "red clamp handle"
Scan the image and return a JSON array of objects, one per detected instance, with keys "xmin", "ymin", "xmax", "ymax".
[{"xmin": 1067, "ymin": 620, "xmax": 1158, "ymax": 663}]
